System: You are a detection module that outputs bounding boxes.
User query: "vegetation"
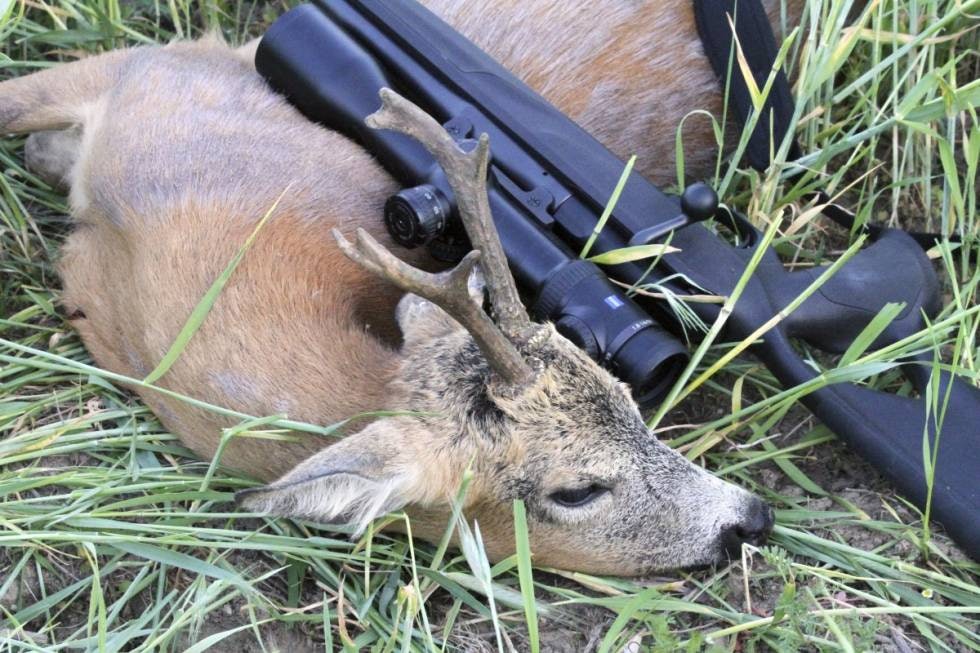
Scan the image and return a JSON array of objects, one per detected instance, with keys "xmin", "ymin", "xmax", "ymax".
[{"xmin": 1, "ymin": 0, "xmax": 978, "ymax": 650}]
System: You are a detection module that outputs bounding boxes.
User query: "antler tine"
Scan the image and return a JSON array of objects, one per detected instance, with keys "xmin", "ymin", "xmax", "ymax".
[
  {"xmin": 366, "ymin": 88, "xmax": 534, "ymax": 341},
  {"xmin": 332, "ymin": 228, "xmax": 533, "ymax": 385}
]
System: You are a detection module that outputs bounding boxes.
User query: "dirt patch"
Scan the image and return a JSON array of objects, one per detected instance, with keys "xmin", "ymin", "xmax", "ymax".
[{"xmin": 177, "ymin": 605, "xmax": 319, "ymax": 653}]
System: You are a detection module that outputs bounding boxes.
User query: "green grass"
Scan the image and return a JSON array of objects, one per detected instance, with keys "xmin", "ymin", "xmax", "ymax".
[{"xmin": 2, "ymin": 0, "xmax": 979, "ymax": 651}]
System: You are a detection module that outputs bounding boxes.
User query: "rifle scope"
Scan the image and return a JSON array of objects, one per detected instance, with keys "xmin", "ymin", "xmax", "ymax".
[{"xmin": 255, "ymin": 3, "xmax": 688, "ymax": 407}]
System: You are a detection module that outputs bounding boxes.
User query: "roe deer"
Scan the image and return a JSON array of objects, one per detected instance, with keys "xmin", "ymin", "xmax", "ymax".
[{"xmin": 0, "ymin": 0, "xmax": 802, "ymax": 574}]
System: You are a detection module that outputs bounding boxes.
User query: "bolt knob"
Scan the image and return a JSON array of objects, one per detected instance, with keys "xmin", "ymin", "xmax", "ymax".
[{"xmin": 681, "ymin": 182, "xmax": 720, "ymax": 223}]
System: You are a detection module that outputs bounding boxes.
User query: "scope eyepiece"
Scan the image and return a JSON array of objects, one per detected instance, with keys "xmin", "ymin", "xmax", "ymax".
[
  {"xmin": 385, "ymin": 184, "xmax": 452, "ymax": 248},
  {"xmin": 613, "ymin": 328, "xmax": 687, "ymax": 407},
  {"xmin": 533, "ymin": 260, "xmax": 687, "ymax": 408},
  {"xmin": 554, "ymin": 315, "xmax": 600, "ymax": 358}
]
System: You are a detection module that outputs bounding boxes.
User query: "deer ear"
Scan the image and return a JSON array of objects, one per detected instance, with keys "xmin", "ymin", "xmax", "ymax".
[
  {"xmin": 396, "ymin": 269, "xmax": 486, "ymax": 346},
  {"xmin": 235, "ymin": 419, "xmax": 420, "ymax": 532}
]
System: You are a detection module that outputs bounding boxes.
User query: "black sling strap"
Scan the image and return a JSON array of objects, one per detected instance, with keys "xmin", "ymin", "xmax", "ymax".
[
  {"xmin": 692, "ymin": 0, "xmax": 968, "ymax": 253},
  {"xmin": 693, "ymin": 0, "xmax": 801, "ymax": 171}
]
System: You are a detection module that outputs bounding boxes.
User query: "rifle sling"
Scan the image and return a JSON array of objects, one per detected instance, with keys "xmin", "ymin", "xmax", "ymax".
[{"xmin": 692, "ymin": 0, "xmax": 970, "ymax": 254}]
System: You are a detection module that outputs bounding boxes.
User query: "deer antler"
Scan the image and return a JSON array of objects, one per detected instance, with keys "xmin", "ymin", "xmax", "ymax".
[
  {"xmin": 331, "ymin": 88, "xmax": 537, "ymax": 386},
  {"xmin": 332, "ymin": 228, "xmax": 532, "ymax": 385},
  {"xmin": 365, "ymin": 88, "xmax": 535, "ymax": 342}
]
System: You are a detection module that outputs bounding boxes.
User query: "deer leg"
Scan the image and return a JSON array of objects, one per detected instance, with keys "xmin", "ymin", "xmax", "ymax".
[
  {"xmin": 25, "ymin": 127, "xmax": 82, "ymax": 191},
  {"xmin": 0, "ymin": 48, "xmax": 132, "ymax": 134}
]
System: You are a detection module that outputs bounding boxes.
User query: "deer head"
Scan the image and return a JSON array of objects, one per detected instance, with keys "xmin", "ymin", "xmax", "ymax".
[{"xmin": 238, "ymin": 89, "xmax": 772, "ymax": 574}]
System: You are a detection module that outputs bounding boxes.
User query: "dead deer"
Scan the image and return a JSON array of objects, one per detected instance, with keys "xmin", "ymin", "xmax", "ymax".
[{"xmin": 0, "ymin": 0, "xmax": 803, "ymax": 574}]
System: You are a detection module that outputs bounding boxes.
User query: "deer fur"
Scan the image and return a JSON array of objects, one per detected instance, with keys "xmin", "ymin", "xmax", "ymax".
[{"xmin": 0, "ymin": 0, "xmax": 802, "ymax": 574}]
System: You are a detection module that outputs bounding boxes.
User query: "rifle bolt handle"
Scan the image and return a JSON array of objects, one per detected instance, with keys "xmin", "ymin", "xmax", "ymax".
[{"xmin": 681, "ymin": 182, "xmax": 720, "ymax": 222}]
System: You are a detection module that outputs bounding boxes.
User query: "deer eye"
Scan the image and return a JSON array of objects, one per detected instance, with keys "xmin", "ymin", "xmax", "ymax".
[{"xmin": 549, "ymin": 484, "xmax": 608, "ymax": 508}]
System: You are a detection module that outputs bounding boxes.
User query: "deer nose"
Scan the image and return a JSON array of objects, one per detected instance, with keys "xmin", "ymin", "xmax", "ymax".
[{"xmin": 721, "ymin": 497, "xmax": 774, "ymax": 558}]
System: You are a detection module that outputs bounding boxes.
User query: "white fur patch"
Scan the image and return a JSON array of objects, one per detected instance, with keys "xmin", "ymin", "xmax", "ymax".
[{"xmin": 240, "ymin": 472, "xmax": 410, "ymax": 534}]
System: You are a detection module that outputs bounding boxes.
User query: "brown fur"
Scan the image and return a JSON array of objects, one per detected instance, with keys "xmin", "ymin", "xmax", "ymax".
[{"xmin": 0, "ymin": 1, "xmax": 802, "ymax": 574}]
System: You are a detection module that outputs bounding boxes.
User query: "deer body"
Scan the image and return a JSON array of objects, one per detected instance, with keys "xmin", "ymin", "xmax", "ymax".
[{"xmin": 1, "ymin": 0, "xmax": 799, "ymax": 574}]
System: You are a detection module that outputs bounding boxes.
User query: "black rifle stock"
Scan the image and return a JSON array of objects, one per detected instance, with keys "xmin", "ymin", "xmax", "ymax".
[{"xmin": 256, "ymin": 0, "xmax": 980, "ymax": 559}]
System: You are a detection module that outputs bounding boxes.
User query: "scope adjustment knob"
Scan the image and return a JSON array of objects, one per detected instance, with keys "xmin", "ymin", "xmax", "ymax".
[{"xmin": 384, "ymin": 184, "xmax": 452, "ymax": 248}]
